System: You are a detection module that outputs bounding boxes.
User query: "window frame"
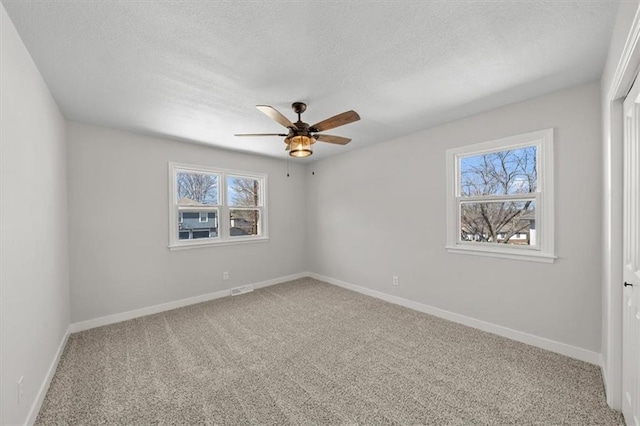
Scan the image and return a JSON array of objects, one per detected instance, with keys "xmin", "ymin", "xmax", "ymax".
[
  {"xmin": 445, "ymin": 129, "xmax": 556, "ymax": 263},
  {"xmin": 168, "ymin": 162, "xmax": 268, "ymax": 250}
]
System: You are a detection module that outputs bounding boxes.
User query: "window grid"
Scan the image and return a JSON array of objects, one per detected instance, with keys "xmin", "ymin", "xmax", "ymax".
[
  {"xmin": 168, "ymin": 163, "xmax": 267, "ymax": 249},
  {"xmin": 445, "ymin": 129, "xmax": 555, "ymax": 263}
]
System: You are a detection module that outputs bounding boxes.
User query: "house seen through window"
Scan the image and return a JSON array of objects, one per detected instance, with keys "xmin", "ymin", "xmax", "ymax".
[{"xmin": 169, "ymin": 163, "xmax": 267, "ymax": 248}]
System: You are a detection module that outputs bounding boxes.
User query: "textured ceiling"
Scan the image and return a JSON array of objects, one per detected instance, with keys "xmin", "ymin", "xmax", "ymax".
[{"xmin": 4, "ymin": 1, "xmax": 618, "ymax": 161}]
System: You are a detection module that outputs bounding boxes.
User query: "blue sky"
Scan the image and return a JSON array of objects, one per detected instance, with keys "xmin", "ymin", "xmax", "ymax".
[{"xmin": 460, "ymin": 146, "xmax": 537, "ymax": 196}]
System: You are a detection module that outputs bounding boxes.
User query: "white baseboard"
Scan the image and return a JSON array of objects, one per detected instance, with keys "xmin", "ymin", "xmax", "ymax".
[
  {"xmin": 601, "ymin": 354, "xmax": 609, "ymax": 394},
  {"xmin": 25, "ymin": 329, "xmax": 70, "ymax": 426},
  {"xmin": 69, "ymin": 272, "xmax": 308, "ymax": 333},
  {"xmin": 68, "ymin": 270, "xmax": 602, "ymax": 365},
  {"xmin": 30, "ymin": 271, "xmax": 602, "ymax": 425},
  {"xmin": 308, "ymin": 272, "xmax": 602, "ymax": 366}
]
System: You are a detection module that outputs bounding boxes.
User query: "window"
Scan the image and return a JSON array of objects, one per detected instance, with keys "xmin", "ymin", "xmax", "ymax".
[
  {"xmin": 227, "ymin": 175, "xmax": 262, "ymax": 237},
  {"xmin": 168, "ymin": 163, "xmax": 267, "ymax": 249},
  {"xmin": 445, "ymin": 129, "xmax": 555, "ymax": 262}
]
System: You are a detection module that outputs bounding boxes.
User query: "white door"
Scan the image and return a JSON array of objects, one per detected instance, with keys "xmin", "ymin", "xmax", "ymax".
[{"xmin": 623, "ymin": 78, "xmax": 640, "ymax": 426}]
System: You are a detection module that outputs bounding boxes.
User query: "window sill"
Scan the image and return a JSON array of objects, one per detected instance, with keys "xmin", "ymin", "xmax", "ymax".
[
  {"xmin": 169, "ymin": 237, "xmax": 269, "ymax": 251},
  {"xmin": 446, "ymin": 245, "xmax": 556, "ymax": 263}
]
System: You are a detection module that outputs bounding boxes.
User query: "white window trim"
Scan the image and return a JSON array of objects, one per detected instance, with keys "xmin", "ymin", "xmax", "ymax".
[
  {"xmin": 168, "ymin": 162, "xmax": 269, "ymax": 250},
  {"xmin": 445, "ymin": 128, "xmax": 556, "ymax": 263}
]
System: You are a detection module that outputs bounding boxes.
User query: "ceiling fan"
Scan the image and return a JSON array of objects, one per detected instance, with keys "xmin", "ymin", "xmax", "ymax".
[{"xmin": 235, "ymin": 102, "xmax": 360, "ymax": 158}]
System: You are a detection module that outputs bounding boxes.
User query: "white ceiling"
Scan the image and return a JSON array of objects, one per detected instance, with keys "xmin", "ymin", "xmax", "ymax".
[{"xmin": 4, "ymin": 1, "xmax": 618, "ymax": 161}]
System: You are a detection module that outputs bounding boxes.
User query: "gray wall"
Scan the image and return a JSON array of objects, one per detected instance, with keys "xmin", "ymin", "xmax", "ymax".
[
  {"xmin": 67, "ymin": 122, "xmax": 308, "ymax": 323},
  {"xmin": 306, "ymin": 81, "xmax": 602, "ymax": 352},
  {"xmin": 0, "ymin": 4, "xmax": 70, "ymax": 424}
]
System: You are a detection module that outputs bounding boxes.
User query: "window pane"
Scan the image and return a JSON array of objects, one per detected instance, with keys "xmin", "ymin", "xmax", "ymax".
[
  {"xmin": 176, "ymin": 172, "xmax": 218, "ymax": 205},
  {"xmin": 460, "ymin": 200, "xmax": 536, "ymax": 245},
  {"xmin": 460, "ymin": 146, "xmax": 537, "ymax": 196},
  {"xmin": 230, "ymin": 209, "xmax": 259, "ymax": 236},
  {"xmin": 227, "ymin": 176, "xmax": 260, "ymax": 207},
  {"xmin": 178, "ymin": 210, "xmax": 218, "ymax": 240}
]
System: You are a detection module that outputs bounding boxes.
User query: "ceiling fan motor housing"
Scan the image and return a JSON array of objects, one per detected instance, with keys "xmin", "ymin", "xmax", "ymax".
[{"xmin": 291, "ymin": 102, "xmax": 307, "ymax": 114}]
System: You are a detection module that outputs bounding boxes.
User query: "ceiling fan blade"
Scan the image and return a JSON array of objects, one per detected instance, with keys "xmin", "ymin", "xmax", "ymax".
[
  {"xmin": 234, "ymin": 133, "xmax": 288, "ymax": 137},
  {"xmin": 256, "ymin": 105, "xmax": 297, "ymax": 129},
  {"xmin": 310, "ymin": 110, "xmax": 360, "ymax": 132},
  {"xmin": 314, "ymin": 134, "xmax": 352, "ymax": 145}
]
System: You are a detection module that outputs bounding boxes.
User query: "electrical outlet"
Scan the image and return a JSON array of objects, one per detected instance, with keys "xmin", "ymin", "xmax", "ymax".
[
  {"xmin": 223, "ymin": 271, "xmax": 229, "ymax": 280},
  {"xmin": 392, "ymin": 276, "xmax": 399, "ymax": 286},
  {"xmin": 17, "ymin": 376, "xmax": 23, "ymax": 405}
]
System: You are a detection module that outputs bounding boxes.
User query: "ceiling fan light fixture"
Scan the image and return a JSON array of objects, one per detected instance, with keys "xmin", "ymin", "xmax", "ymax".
[
  {"xmin": 236, "ymin": 103, "xmax": 360, "ymax": 158},
  {"xmin": 287, "ymin": 135, "xmax": 313, "ymax": 158}
]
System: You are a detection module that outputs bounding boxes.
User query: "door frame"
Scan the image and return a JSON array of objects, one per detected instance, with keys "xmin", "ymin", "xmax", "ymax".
[{"xmin": 604, "ymin": 5, "xmax": 640, "ymax": 410}]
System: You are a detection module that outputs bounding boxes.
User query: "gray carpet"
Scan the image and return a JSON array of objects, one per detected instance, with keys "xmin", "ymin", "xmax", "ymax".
[{"xmin": 37, "ymin": 278, "xmax": 624, "ymax": 425}]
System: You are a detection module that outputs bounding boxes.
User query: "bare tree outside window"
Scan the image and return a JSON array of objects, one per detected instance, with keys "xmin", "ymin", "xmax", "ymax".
[
  {"xmin": 227, "ymin": 177, "xmax": 259, "ymax": 207},
  {"xmin": 227, "ymin": 177, "xmax": 260, "ymax": 235},
  {"xmin": 459, "ymin": 147, "xmax": 537, "ymax": 245},
  {"xmin": 177, "ymin": 172, "xmax": 218, "ymax": 205}
]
